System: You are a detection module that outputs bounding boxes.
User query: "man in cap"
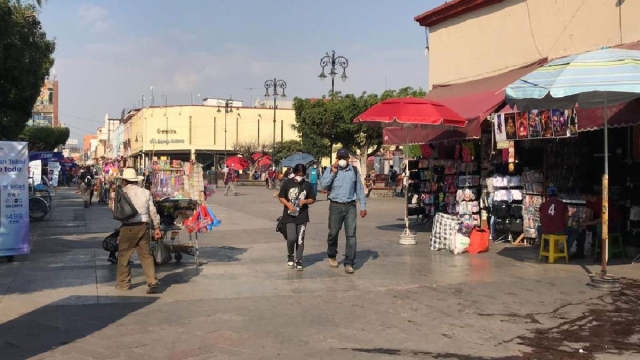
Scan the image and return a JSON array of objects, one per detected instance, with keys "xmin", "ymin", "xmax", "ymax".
[
  {"xmin": 320, "ymin": 148, "xmax": 367, "ymax": 274},
  {"xmin": 538, "ymin": 185, "xmax": 579, "ymax": 258},
  {"xmin": 115, "ymin": 168, "xmax": 162, "ymax": 293}
]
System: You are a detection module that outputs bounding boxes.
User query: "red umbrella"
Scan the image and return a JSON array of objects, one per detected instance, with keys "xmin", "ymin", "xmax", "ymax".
[
  {"xmin": 257, "ymin": 156, "xmax": 273, "ymax": 166},
  {"xmin": 226, "ymin": 156, "xmax": 250, "ymax": 170},
  {"xmin": 353, "ymin": 97, "xmax": 466, "ymax": 127},
  {"xmin": 353, "ymin": 97, "xmax": 466, "ymax": 244},
  {"xmin": 252, "ymin": 152, "xmax": 268, "ymax": 161}
]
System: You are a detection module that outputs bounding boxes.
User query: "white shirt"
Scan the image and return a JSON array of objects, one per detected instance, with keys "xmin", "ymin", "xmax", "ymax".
[{"xmin": 122, "ymin": 184, "xmax": 161, "ymax": 228}]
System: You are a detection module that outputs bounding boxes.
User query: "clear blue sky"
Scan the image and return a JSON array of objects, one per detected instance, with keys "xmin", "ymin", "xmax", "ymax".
[{"xmin": 38, "ymin": 0, "xmax": 446, "ymax": 140}]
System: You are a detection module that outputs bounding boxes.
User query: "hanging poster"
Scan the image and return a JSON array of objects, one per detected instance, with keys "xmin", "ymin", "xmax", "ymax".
[
  {"xmin": 515, "ymin": 111, "xmax": 529, "ymax": 139},
  {"xmin": 504, "ymin": 113, "xmax": 517, "ymax": 140},
  {"xmin": 551, "ymin": 109, "xmax": 568, "ymax": 137},
  {"xmin": 539, "ymin": 109, "xmax": 553, "ymax": 138},
  {"xmin": 567, "ymin": 108, "xmax": 578, "ymax": 136},
  {"xmin": 0, "ymin": 142, "xmax": 30, "ymax": 257},
  {"xmin": 493, "ymin": 113, "xmax": 507, "ymax": 143},
  {"xmin": 528, "ymin": 110, "xmax": 542, "ymax": 138}
]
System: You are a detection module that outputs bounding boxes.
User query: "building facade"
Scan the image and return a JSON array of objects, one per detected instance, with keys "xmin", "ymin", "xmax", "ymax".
[
  {"xmin": 416, "ymin": 0, "xmax": 640, "ymax": 86},
  {"xmin": 120, "ymin": 105, "xmax": 297, "ymax": 168},
  {"xmin": 30, "ymin": 79, "xmax": 59, "ymax": 127}
]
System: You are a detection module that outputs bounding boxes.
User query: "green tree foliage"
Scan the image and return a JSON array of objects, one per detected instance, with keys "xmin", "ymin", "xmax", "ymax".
[
  {"xmin": 269, "ymin": 139, "xmax": 303, "ymax": 163},
  {"xmin": 292, "ymin": 87, "xmax": 426, "ymax": 158},
  {"xmin": 19, "ymin": 126, "xmax": 69, "ymax": 151},
  {"xmin": 0, "ymin": 0, "xmax": 56, "ymax": 140}
]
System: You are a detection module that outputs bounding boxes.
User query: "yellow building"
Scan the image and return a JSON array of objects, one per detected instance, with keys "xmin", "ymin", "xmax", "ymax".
[
  {"xmin": 416, "ymin": 0, "xmax": 640, "ymax": 86},
  {"xmin": 122, "ymin": 105, "xmax": 297, "ymax": 168}
]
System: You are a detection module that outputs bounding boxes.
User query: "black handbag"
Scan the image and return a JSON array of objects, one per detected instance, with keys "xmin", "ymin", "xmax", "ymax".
[
  {"xmin": 113, "ymin": 186, "xmax": 139, "ymax": 221},
  {"xmin": 276, "ymin": 216, "xmax": 287, "ymax": 240},
  {"xmin": 492, "ymin": 201, "xmax": 511, "ymax": 219}
]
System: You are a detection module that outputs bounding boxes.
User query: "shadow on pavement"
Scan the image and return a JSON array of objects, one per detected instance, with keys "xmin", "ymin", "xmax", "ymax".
[
  {"xmin": 303, "ymin": 250, "xmax": 379, "ymax": 270},
  {"xmin": 0, "ymin": 295, "xmax": 156, "ymax": 360},
  {"xmin": 376, "ymin": 222, "xmax": 432, "ymax": 233},
  {"xmin": 497, "ymin": 245, "xmax": 633, "ymax": 267},
  {"xmin": 155, "ymin": 264, "xmax": 203, "ymax": 292},
  {"xmin": 198, "ymin": 245, "xmax": 248, "ymax": 263}
]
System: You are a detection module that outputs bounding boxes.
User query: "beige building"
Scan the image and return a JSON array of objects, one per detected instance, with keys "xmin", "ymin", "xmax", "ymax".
[
  {"xmin": 122, "ymin": 105, "xmax": 297, "ymax": 167},
  {"xmin": 416, "ymin": 0, "xmax": 640, "ymax": 86}
]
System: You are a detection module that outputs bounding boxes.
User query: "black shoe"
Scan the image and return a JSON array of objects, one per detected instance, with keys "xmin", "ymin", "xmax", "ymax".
[
  {"xmin": 108, "ymin": 256, "xmax": 117, "ymax": 264},
  {"xmin": 570, "ymin": 252, "xmax": 585, "ymax": 260},
  {"xmin": 146, "ymin": 283, "xmax": 159, "ymax": 294},
  {"xmin": 296, "ymin": 262, "xmax": 303, "ymax": 271}
]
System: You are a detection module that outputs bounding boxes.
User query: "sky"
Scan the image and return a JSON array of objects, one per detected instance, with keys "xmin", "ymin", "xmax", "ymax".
[{"xmin": 38, "ymin": 0, "xmax": 446, "ymax": 140}]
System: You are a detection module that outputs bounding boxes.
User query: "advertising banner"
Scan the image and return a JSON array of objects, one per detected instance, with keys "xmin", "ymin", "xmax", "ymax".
[
  {"xmin": 29, "ymin": 160, "xmax": 42, "ymax": 185},
  {"xmin": 49, "ymin": 161, "xmax": 60, "ymax": 187},
  {"xmin": 0, "ymin": 142, "xmax": 30, "ymax": 257}
]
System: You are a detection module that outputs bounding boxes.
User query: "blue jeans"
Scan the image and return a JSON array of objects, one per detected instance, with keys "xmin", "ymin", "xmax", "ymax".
[
  {"xmin": 327, "ymin": 202, "xmax": 357, "ymax": 265},
  {"xmin": 310, "ymin": 182, "xmax": 318, "ymax": 196},
  {"xmin": 537, "ymin": 225, "xmax": 579, "ymax": 251}
]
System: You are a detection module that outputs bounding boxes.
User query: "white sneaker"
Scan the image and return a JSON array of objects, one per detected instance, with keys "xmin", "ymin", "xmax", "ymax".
[{"xmin": 287, "ymin": 261, "xmax": 295, "ymax": 269}]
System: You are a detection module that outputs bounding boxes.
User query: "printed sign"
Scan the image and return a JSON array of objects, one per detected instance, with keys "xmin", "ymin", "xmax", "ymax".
[
  {"xmin": 0, "ymin": 142, "xmax": 30, "ymax": 257},
  {"xmin": 494, "ymin": 110, "xmax": 578, "ymax": 141}
]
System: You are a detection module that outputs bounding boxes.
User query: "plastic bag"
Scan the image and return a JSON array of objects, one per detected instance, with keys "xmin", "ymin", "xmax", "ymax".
[
  {"xmin": 153, "ymin": 240, "xmax": 172, "ymax": 265},
  {"xmin": 452, "ymin": 233, "xmax": 471, "ymax": 254},
  {"xmin": 102, "ymin": 229, "xmax": 119, "ymax": 252},
  {"xmin": 113, "ymin": 187, "xmax": 139, "ymax": 221},
  {"xmin": 205, "ymin": 206, "xmax": 221, "ymax": 231},
  {"xmin": 468, "ymin": 228, "xmax": 490, "ymax": 254}
]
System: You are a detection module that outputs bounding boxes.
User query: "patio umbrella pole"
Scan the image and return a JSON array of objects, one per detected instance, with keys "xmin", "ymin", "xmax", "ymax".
[
  {"xmin": 399, "ymin": 127, "xmax": 417, "ymax": 245},
  {"xmin": 601, "ymin": 96, "xmax": 609, "ymax": 276}
]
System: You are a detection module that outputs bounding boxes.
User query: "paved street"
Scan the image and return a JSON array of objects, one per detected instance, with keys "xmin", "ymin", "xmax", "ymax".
[{"xmin": 0, "ymin": 186, "xmax": 639, "ymax": 360}]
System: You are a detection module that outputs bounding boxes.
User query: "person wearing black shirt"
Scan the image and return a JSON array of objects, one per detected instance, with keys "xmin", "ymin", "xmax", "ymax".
[{"xmin": 278, "ymin": 163, "xmax": 317, "ymax": 271}]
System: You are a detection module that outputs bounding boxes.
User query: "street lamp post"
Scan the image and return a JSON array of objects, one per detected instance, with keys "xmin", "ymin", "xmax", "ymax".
[
  {"xmin": 216, "ymin": 98, "xmax": 234, "ymax": 161},
  {"xmin": 264, "ymin": 78, "xmax": 287, "ymax": 153},
  {"xmin": 318, "ymin": 50, "xmax": 348, "ymax": 95}
]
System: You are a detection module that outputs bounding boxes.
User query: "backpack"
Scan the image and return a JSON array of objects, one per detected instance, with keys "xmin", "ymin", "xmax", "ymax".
[
  {"xmin": 84, "ymin": 175, "xmax": 93, "ymax": 187},
  {"xmin": 389, "ymin": 169, "xmax": 398, "ymax": 182}
]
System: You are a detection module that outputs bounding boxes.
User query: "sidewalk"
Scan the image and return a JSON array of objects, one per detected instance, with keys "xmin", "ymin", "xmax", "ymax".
[{"xmin": 0, "ymin": 187, "xmax": 638, "ymax": 359}]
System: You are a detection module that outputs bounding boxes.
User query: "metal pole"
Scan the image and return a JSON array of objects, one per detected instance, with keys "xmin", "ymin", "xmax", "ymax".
[
  {"xmin": 273, "ymin": 96, "xmax": 277, "ymax": 152},
  {"xmin": 601, "ymin": 95, "xmax": 609, "ymax": 275},
  {"xmin": 224, "ymin": 109, "xmax": 227, "ymax": 160}
]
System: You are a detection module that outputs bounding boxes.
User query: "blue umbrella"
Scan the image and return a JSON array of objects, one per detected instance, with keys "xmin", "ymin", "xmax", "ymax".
[
  {"xmin": 505, "ymin": 48, "xmax": 640, "ymax": 277},
  {"xmin": 281, "ymin": 153, "xmax": 314, "ymax": 168}
]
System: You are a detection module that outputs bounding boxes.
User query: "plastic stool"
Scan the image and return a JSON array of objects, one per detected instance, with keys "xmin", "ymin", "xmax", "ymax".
[
  {"xmin": 594, "ymin": 233, "xmax": 624, "ymax": 261},
  {"xmin": 539, "ymin": 234, "xmax": 569, "ymax": 264}
]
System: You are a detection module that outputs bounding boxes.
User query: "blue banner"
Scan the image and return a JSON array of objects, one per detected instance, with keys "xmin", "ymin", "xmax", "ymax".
[
  {"xmin": 29, "ymin": 151, "xmax": 64, "ymax": 164},
  {"xmin": 0, "ymin": 142, "xmax": 30, "ymax": 257}
]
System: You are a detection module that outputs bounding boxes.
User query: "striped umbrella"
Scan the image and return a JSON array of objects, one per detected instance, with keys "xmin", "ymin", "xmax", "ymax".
[{"xmin": 506, "ymin": 48, "xmax": 640, "ymax": 278}]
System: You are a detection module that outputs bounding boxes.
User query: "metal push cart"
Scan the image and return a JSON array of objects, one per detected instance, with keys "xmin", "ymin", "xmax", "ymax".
[{"xmin": 154, "ymin": 198, "xmax": 203, "ymax": 266}]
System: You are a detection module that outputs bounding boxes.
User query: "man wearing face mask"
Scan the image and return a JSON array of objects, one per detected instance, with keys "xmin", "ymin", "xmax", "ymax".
[{"xmin": 320, "ymin": 148, "xmax": 367, "ymax": 274}]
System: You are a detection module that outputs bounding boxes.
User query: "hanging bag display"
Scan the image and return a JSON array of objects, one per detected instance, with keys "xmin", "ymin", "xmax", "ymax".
[{"xmin": 113, "ymin": 186, "xmax": 139, "ymax": 221}]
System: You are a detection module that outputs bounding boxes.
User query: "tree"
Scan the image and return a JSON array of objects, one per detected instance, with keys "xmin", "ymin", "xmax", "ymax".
[
  {"xmin": 269, "ymin": 139, "xmax": 303, "ymax": 163},
  {"xmin": 0, "ymin": 0, "xmax": 56, "ymax": 140},
  {"xmin": 19, "ymin": 126, "xmax": 69, "ymax": 151},
  {"xmin": 292, "ymin": 87, "xmax": 426, "ymax": 162}
]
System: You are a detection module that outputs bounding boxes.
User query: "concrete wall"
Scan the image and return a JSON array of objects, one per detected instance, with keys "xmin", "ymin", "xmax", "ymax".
[
  {"xmin": 125, "ymin": 105, "xmax": 298, "ymax": 155},
  {"xmin": 428, "ymin": 0, "xmax": 640, "ymax": 85}
]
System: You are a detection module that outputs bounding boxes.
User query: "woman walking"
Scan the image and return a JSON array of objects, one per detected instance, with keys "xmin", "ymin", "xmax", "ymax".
[{"xmin": 278, "ymin": 164, "xmax": 316, "ymax": 271}]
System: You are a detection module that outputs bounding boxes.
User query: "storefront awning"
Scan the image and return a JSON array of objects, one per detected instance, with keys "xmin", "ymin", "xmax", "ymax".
[
  {"xmin": 382, "ymin": 59, "xmax": 547, "ymax": 145},
  {"xmin": 578, "ymin": 98, "xmax": 640, "ymax": 131}
]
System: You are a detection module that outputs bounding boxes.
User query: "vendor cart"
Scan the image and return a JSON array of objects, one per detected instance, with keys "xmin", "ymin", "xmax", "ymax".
[
  {"xmin": 154, "ymin": 198, "xmax": 202, "ymax": 266},
  {"xmin": 149, "ymin": 158, "xmax": 207, "ymax": 266}
]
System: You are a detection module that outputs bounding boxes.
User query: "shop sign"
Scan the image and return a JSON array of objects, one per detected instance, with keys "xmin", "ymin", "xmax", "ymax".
[
  {"xmin": 149, "ymin": 138, "xmax": 186, "ymax": 145},
  {"xmin": 0, "ymin": 142, "xmax": 30, "ymax": 257},
  {"xmin": 496, "ymin": 141, "xmax": 511, "ymax": 149},
  {"xmin": 493, "ymin": 109, "xmax": 578, "ymax": 142},
  {"xmin": 157, "ymin": 128, "xmax": 177, "ymax": 135}
]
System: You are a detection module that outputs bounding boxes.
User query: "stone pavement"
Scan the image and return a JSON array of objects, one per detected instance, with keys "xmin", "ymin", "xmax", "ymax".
[{"xmin": 0, "ymin": 186, "xmax": 639, "ymax": 359}]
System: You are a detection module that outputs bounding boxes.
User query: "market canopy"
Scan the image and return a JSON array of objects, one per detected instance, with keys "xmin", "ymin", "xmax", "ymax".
[
  {"xmin": 382, "ymin": 59, "xmax": 547, "ymax": 145},
  {"xmin": 353, "ymin": 97, "xmax": 466, "ymax": 127},
  {"xmin": 29, "ymin": 151, "xmax": 64, "ymax": 164}
]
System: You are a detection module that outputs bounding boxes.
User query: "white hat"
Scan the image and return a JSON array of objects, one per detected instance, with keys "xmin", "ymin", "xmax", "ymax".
[{"xmin": 117, "ymin": 168, "xmax": 144, "ymax": 182}]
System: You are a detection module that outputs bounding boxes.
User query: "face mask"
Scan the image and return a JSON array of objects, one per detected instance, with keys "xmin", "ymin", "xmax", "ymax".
[
  {"xmin": 338, "ymin": 160, "xmax": 348, "ymax": 168},
  {"xmin": 294, "ymin": 176, "xmax": 304, "ymax": 182}
]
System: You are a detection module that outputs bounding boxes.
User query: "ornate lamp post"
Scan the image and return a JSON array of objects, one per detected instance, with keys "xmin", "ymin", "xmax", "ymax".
[
  {"xmin": 318, "ymin": 50, "xmax": 348, "ymax": 95},
  {"xmin": 217, "ymin": 98, "xmax": 234, "ymax": 160},
  {"xmin": 264, "ymin": 78, "xmax": 287, "ymax": 153}
]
